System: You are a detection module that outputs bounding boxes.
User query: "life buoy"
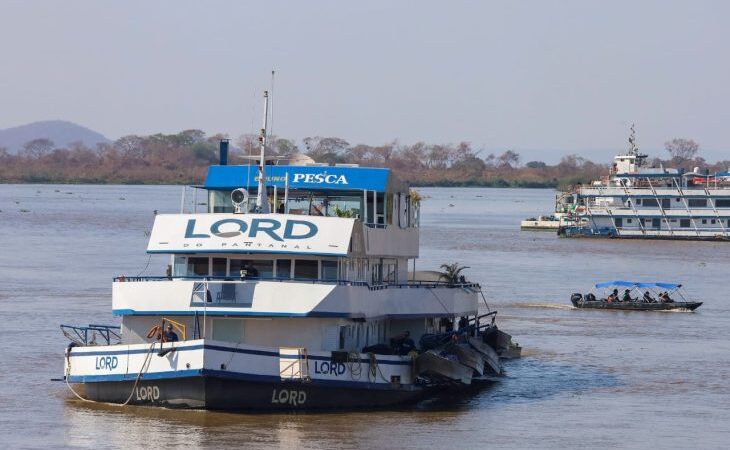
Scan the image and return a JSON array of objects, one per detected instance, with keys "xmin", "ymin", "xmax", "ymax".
[{"xmin": 146, "ymin": 325, "xmax": 160, "ymax": 339}]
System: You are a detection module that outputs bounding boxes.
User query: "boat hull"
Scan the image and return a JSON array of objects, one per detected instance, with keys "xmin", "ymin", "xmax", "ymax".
[
  {"xmin": 571, "ymin": 299, "xmax": 703, "ymax": 311},
  {"xmin": 75, "ymin": 373, "xmax": 426, "ymax": 410}
]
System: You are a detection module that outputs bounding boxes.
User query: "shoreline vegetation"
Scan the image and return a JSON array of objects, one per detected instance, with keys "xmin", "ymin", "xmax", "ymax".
[{"xmin": 1, "ymin": 131, "xmax": 726, "ymax": 189}]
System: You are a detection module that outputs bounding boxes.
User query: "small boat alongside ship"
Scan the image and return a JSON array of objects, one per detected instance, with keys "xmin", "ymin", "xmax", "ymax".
[
  {"xmin": 571, "ymin": 281, "xmax": 703, "ymax": 311},
  {"xmin": 520, "ymin": 214, "xmax": 565, "ymax": 231},
  {"xmin": 61, "ymin": 91, "xmax": 519, "ymax": 410}
]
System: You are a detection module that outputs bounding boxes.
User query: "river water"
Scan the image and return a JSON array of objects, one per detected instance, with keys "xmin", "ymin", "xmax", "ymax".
[{"xmin": 0, "ymin": 185, "xmax": 728, "ymax": 449}]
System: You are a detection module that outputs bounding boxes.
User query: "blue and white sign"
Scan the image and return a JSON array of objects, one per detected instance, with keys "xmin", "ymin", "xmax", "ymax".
[
  {"xmin": 204, "ymin": 165, "xmax": 391, "ymax": 192},
  {"xmin": 147, "ymin": 214, "xmax": 355, "ymax": 256}
]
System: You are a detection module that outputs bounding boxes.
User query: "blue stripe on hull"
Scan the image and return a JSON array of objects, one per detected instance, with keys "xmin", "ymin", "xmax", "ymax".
[
  {"xmin": 69, "ymin": 344, "xmax": 411, "ymax": 365},
  {"xmin": 68, "ymin": 369, "xmax": 413, "ymax": 390}
]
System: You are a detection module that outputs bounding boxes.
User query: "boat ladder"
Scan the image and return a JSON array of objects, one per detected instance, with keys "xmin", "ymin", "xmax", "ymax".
[
  {"xmin": 646, "ymin": 178, "xmax": 674, "ymax": 236},
  {"xmin": 619, "ymin": 180, "xmax": 646, "ymax": 235},
  {"xmin": 672, "ymin": 178, "xmax": 701, "ymax": 237},
  {"xmin": 703, "ymin": 186, "xmax": 728, "ymax": 236},
  {"xmin": 279, "ymin": 347, "xmax": 311, "ymax": 381}
]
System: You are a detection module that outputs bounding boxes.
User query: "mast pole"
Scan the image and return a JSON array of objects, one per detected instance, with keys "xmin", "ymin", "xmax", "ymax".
[{"xmin": 256, "ymin": 91, "xmax": 270, "ymax": 213}]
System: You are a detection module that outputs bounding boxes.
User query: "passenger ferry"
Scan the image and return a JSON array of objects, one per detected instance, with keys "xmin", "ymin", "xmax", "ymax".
[
  {"xmin": 62, "ymin": 92, "xmax": 516, "ymax": 410},
  {"xmin": 558, "ymin": 127, "xmax": 730, "ymax": 240}
]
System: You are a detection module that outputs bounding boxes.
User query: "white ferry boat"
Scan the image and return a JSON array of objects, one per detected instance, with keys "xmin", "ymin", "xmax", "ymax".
[
  {"xmin": 558, "ymin": 127, "xmax": 730, "ymax": 240},
  {"xmin": 62, "ymin": 92, "xmax": 516, "ymax": 410}
]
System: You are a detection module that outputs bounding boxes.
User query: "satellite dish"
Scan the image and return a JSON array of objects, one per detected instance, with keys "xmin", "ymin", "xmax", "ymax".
[{"xmin": 231, "ymin": 188, "xmax": 249, "ymax": 213}]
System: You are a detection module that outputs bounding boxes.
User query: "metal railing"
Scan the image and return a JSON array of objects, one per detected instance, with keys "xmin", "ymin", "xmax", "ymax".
[{"xmin": 114, "ymin": 275, "xmax": 480, "ymax": 290}]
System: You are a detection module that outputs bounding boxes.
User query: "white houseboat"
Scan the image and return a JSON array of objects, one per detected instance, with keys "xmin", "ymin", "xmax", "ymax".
[
  {"xmin": 558, "ymin": 128, "xmax": 730, "ymax": 240},
  {"xmin": 62, "ymin": 92, "xmax": 515, "ymax": 410}
]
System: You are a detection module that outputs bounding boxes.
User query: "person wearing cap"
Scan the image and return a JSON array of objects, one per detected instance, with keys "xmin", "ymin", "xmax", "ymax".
[
  {"xmin": 164, "ymin": 324, "xmax": 179, "ymax": 342},
  {"xmin": 621, "ymin": 289, "xmax": 633, "ymax": 302}
]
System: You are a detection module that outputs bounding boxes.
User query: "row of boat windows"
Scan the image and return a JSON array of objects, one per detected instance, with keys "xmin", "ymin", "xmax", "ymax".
[
  {"xmin": 630, "ymin": 198, "xmax": 730, "ymax": 208},
  {"xmin": 614, "ymin": 218, "xmax": 729, "ymax": 227},
  {"xmin": 173, "ymin": 256, "xmax": 402, "ymax": 284},
  {"xmin": 174, "ymin": 256, "xmax": 339, "ymax": 280},
  {"xmin": 208, "ymin": 190, "xmax": 407, "ymax": 226}
]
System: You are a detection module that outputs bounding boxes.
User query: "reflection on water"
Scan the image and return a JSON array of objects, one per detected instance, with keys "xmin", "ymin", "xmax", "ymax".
[{"xmin": 2, "ymin": 185, "xmax": 729, "ymax": 449}]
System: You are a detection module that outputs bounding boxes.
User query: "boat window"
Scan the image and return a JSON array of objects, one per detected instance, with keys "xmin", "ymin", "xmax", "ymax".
[
  {"xmin": 230, "ymin": 259, "xmax": 274, "ymax": 278},
  {"xmin": 702, "ymin": 219, "xmax": 707, "ymax": 224},
  {"xmin": 689, "ymin": 199, "xmax": 707, "ymax": 208},
  {"xmin": 321, "ymin": 260, "xmax": 338, "ymax": 280},
  {"xmin": 711, "ymin": 219, "xmax": 716, "ymax": 224},
  {"xmin": 276, "ymin": 259, "xmax": 292, "ymax": 278},
  {"xmin": 294, "ymin": 259, "xmax": 318, "ymax": 279},
  {"xmin": 212, "ymin": 258, "xmax": 227, "ymax": 277},
  {"xmin": 187, "ymin": 257, "xmax": 209, "ymax": 276},
  {"xmin": 173, "ymin": 256, "xmax": 187, "ymax": 276},
  {"xmin": 716, "ymin": 199, "xmax": 730, "ymax": 207},
  {"xmin": 642, "ymin": 198, "xmax": 658, "ymax": 207},
  {"xmin": 627, "ymin": 218, "xmax": 633, "ymax": 224},
  {"xmin": 614, "ymin": 218, "xmax": 623, "ymax": 228},
  {"xmin": 208, "ymin": 190, "xmax": 234, "ymax": 213},
  {"xmin": 680, "ymin": 219, "xmax": 690, "ymax": 227}
]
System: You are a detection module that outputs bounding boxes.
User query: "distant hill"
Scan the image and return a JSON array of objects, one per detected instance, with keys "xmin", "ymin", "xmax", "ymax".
[{"xmin": 0, "ymin": 120, "xmax": 111, "ymax": 153}]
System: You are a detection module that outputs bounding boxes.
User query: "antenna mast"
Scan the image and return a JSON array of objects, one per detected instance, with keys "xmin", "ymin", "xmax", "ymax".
[{"xmin": 256, "ymin": 91, "xmax": 271, "ymax": 213}]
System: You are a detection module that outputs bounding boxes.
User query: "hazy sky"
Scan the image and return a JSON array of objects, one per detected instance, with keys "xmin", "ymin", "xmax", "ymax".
[{"xmin": 1, "ymin": 1, "xmax": 728, "ymax": 163}]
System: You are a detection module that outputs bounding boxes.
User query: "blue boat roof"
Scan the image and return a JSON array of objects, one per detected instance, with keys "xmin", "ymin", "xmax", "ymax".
[
  {"xmin": 594, "ymin": 281, "xmax": 681, "ymax": 289},
  {"xmin": 204, "ymin": 165, "xmax": 406, "ymax": 193}
]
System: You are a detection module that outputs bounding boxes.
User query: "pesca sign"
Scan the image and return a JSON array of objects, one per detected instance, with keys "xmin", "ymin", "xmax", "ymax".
[{"xmin": 147, "ymin": 214, "xmax": 354, "ymax": 256}]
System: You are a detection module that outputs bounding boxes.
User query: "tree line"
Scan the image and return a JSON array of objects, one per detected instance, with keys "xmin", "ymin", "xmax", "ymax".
[{"xmin": 1, "ymin": 131, "xmax": 727, "ymax": 188}]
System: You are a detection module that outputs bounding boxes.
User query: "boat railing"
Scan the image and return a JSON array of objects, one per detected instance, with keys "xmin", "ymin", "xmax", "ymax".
[
  {"xmin": 60, "ymin": 324, "xmax": 122, "ymax": 346},
  {"xmin": 114, "ymin": 275, "xmax": 479, "ymax": 290}
]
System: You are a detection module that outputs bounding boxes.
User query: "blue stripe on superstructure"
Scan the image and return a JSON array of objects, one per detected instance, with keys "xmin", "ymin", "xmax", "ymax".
[
  {"xmin": 146, "ymin": 249, "xmax": 346, "ymax": 257},
  {"xmin": 112, "ymin": 309, "xmax": 350, "ymax": 318}
]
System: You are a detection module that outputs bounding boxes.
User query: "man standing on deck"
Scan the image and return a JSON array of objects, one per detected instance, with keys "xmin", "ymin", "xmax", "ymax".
[{"xmin": 164, "ymin": 324, "xmax": 179, "ymax": 342}]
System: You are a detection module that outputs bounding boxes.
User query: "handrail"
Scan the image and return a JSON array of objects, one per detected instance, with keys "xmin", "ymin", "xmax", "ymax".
[{"xmin": 114, "ymin": 275, "xmax": 480, "ymax": 290}]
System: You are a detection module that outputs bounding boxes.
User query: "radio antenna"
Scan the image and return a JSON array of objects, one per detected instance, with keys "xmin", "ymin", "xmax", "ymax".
[
  {"xmin": 269, "ymin": 70, "xmax": 275, "ymax": 148},
  {"xmin": 255, "ymin": 90, "xmax": 271, "ymax": 213}
]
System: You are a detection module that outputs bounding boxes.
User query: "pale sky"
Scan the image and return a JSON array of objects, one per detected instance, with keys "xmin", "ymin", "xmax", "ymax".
[{"xmin": 1, "ymin": 0, "xmax": 728, "ymax": 163}]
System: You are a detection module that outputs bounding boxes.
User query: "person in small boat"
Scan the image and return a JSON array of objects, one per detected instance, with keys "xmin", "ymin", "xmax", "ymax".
[
  {"xmin": 391, "ymin": 330, "xmax": 416, "ymax": 355},
  {"xmin": 643, "ymin": 291, "xmax": 656, "ymax": 303},
  {"xmin": 164, "ymin": 324, "xmax": 179, "ymax": 342},
  {"xmin": 660, "ymin": 292, "xmax": 674, "ymax": 303},
  {"xmin": 622, "ymin": 289, "xmax": 633, "ymax": 302},
  {"xmin": 607, "ymin": 289, "xmax": 619, "ymax": 303}
]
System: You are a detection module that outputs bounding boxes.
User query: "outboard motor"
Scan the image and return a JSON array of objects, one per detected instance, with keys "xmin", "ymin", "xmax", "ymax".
[{"xmin": 570, "ymin": 293, "xmax": 583, "ymax": 307}]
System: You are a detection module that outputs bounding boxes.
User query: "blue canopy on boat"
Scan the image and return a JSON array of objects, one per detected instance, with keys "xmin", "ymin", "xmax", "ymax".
[{"xmin": 594, "ymin": 281, "xmax": 681, "ymax": 289}]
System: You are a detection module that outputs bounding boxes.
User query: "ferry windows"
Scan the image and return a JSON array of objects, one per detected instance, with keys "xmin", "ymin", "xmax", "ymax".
[
  {"xmin": 209, "ymin": 190, "xmax": 234, "ymax": 214},
  {"xmin": 627, "ymin": 218, "xmax": 633, "ymax": 224},
  {"xmin": 173, "ymin": 256, "xmax": 187, "ymax": 276},
  {"xmin": 715, "ymin": 199, "xmax": 730, "ymax": 207},
  {"xmin": 187, "ymin": 257, "xmax": 209, "ymax": 276},
  {"xmin": 294, "ymin": 259, "xmax": 318, "ymax": 279},
  {"xmin": 661, "ymin": 199, "xmax": 671, "ymax": 209},
  {"xmin": 680, "ymin": 219, "xmax": 691, "ymax": 227},
  {"xmin": 321, "ymin": 260, "xmax": 338, "ymax": 281},
  {"xmin": 614, "ymin": 218, "xmax": 623, "ymax": 228},
  {"xmin": 642, "ymin": 199, "xmax": 658, "ymax": 207},
  {"xmin": 230, "ymin": 259, "xmax": 274, "ymax": 278},
  {"xmin": 688, "ymin": 199, "xmax": 707, "ymax": 208},
  {"xmin": 702, "ymin": 219, "xmax": 708, "ymax": 225},
  {"xmin": 212, "ymin": 258, "xmax": 227, "ymax": 277},
  {"xmin": 276, "ymin": 259, "xmax": 292, "ymax": 278}
]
